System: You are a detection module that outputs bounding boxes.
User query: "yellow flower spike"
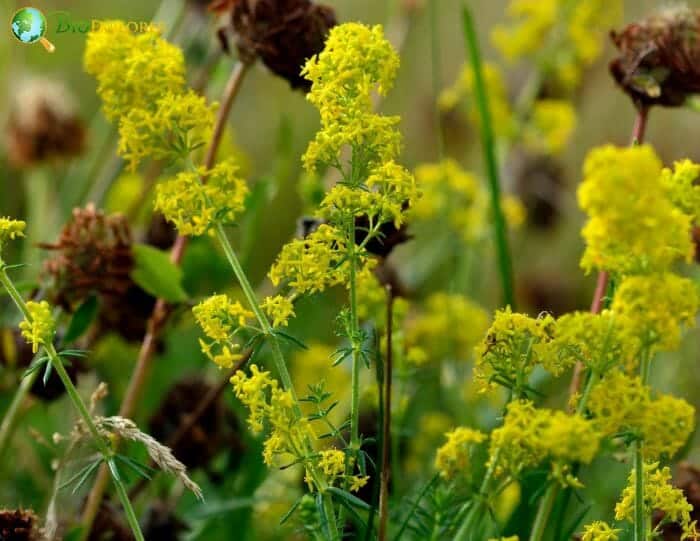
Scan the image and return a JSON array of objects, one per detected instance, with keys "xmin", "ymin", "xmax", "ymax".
[
  {"xmin": 523, "ymin": 99, "xmax": 576, "ymax": 155},
  {"xmin": 581, "ymin": 521, "xmax": 620, "ymax": 541},
  {"xmin": 612, "ymin": 273, "xmax": 698, "ymax": 353},
  {"xmin": 317, "ymin": 449, "xmax": 346, "ymax": 478},
  {"xmin": 19, "ymin": 301, "xmax": 55, "ymax": 354},
  {"xmin": 261, "ymin": 295, "xmax": 295, "ymax": 328},
  {"xmin": 119, "ymin": 90, "xmax": 216, "ymax": 171},
  {"xmin": 578, "ymin": 145, "xmax": 693, "ymax": 274},
  {"xmin": 615, "ymin": 462, "xmax": 698, "ymax": 540},
  {"xmin": 155, "ymin": 159, "xmax": 248, "ymax": 236},
  {"xmin": 193, "ymin": 294, "xmax": 254, "ymax": 342},
  {"xmin": 84, "ymin": 22, "xmax": 186, "ymax": 122},
  {"xmin": 662, "ymin": 159, "xmax": 700, "ymax": 221},
  {"xmin": 434, "ymin": 426, "xmax": 486, "ymax": 480}
]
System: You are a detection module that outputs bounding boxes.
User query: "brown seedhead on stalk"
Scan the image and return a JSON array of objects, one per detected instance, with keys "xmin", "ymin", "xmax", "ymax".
[
  {"xmin": 211, "ymin": 0, "xmax": 337, "ymax": 90},
  {"xmin": 610, "ymin": 6, "xmax": 700, "ymax": 108},
  {"xmin": 41, "ymin": 205, "xmax": 156, "ymax": 341},
  {"xmin": 5, "ymin": 79, "xmax": 85, "ymax": 168}
]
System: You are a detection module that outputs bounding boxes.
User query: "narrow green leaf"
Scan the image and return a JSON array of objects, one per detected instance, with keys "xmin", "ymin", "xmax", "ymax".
[
  {"xmin": 72, "ymin": 460, "xmax": 102, "ymax": 494},
  {"xmin": 279, "ymin": 496, "xmax": 303, "ymax": 525},
  {"xmin": 273, "ymin": 330, "xmax": 308, "ymax": 350},
  {"xmin": 42, "ymin": 361, "xmax": 53, "ymax": 387},
  {"xmin": 131, "ymin": 244, "xmax": 188, "ymax": 303},
  {"xmin": 63, "ymin": 296, "xmax": 99, "ymax": 343},
  {"xmin": 327, "ymin": 487, "xmax": 370, "ymax": 511}
]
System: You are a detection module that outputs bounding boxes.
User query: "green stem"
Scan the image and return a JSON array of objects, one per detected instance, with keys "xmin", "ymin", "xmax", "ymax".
[
  {"xmin": 429, "ymin": 0, "xmax": 445, "ymax": 158},
  {"xmin": 348, "ymin": 234, "xmax": 361, "ymax": 454},
  {"xmin": 0, "ymin": 266, "xmax": 145, "ymax": 541},
  {"xmin": 634, "ymin": 442, "xmax": 645, "ymax": 541},
  {"xmin": 461, "ymin": 4, "xmax": 515, "ymax": 308},
  {"xmin": 529, "ymin": 483, "xmax": 559, "ymax": 541},
  {"xmin": 214, "ymin": 223, "xmax": 299, "ymax": 408},
  {"xmin": 0, "ymin": 369, "xmax": 37, "ymax": 461},
  {"xmin": 454, "ymin": 447, "xmax": 501, "ymax": 541},
  {"xmin": 108, "ymin": 458, "xmax": 145, "ymax": 541}
]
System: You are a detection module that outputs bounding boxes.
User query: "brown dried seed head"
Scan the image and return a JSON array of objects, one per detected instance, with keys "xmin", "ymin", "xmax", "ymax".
[
  {"xmin": 610, "ymin": 6, "xmax": 700, "ymax": 108},
  {"xmin": 0, "ymin": 509, "xmax": 40, "ymax": 541},
  {"xmin": 212, "ymin": 0, "xmax": 337, "ymax": 91},
  {"xmin": 5, "ymin": 78, "xmax": 85, "ymax": 168}
]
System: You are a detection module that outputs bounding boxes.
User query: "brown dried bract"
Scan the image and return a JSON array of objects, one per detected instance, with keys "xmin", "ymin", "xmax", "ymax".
[
  {"xmin": 212, "ymin": 0, "xmax": 337, "ymax": 91},
  {"xmin": 610, "ymin": 6, "xmax": 700, "ymax": 108}
]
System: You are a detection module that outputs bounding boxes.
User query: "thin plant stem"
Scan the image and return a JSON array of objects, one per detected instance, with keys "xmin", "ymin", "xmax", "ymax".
[
  {"xmin": 529, "ymin": 483, "xmax": 559, "ymax": 541},
  {"xmin": 81, "ymin": 60, "xmax": 251, "ymax": 535},
  {"xmin": 633, "ymin": 442, "xmax": 645, "ymax": 541},
  {"xmin": 0, "ymin": 367, "xmax": 37, "ymax": 461},
  {"xmin": 429, "ymin": 0, "xmax": 445, "ymax": 158},
  {"xmin": 378, "ymin": 286, "xmax": 394, "ymax": 541},
  {"xmin": 454, "ymin": 447, "xmax": 502, "ymax": 541},
  {"xmin": 349, "ymin": 230, "xmax": 361, "ymax": 455},
  {"xmin": 0, "ymin": 266, "xmax": 145, "ymax": 541},
  {"xmin": 460, "ymin": 4, "xmax": 515, "ymax": 309}
]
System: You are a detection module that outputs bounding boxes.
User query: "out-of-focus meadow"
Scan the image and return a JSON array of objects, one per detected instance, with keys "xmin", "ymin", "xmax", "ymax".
[{"xmin": 2, "ymin": 0, "xmax": 700, "ymax": 540}]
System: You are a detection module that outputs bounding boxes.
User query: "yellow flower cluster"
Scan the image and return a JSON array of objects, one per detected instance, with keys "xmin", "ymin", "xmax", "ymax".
[
  {"xmin": 261, "ymin": 295, "xmax": 295, "ymax": 328},
  {"xmin": 0, "ymin": 218, "xmax": 26, "ymax": 251},
  {"xmin": 434, "ymin": 426, "xmax": 486, "ymax": 480},
  {"xmin": 231, "ymin": 365, "xmax": 311, "ymax": 466},
  {"xmin": 302, "ymin": 23, "xmax": 401, "ymax": 173},
  {"xmin": 405, "ymin": 292, "xmax": 489, "ymax": 366},
  {"xmin": 615, "ymin": 462, "xmax": 698, "ymax": 540},
  {"xmin": 587, "ymin": 371, "xmax": 695, "ymax": 459},
  {"xmin": 193, "ymin": 294, "xmax": 253, "ymax": 368},
  {"xmin": 612, "ymin": 273, "xmax": 698, "ymax": 354},
  {"xmin": 412, "ymin": 159, "xmax": 524, "ymax": 243},
  {"xmin": 439, "ymin": 63, "xmax": 516, "ymax": 140},
  {"xmin": 578, "ymin": 145, "xmax": 693, "ymax": 275},
  {"xmin": 523, "ymin": 100, "xmax": 576, "ymax": 155},
  {"xmin": 662, "ymin": 159, "xmax": 700, "ymax": 223},
  {"xmin": 269, "ymin": 224, "xmax": 349, "ymax": 295},
  {"xmin": 552, "ymin": 310, "xmax": 637, "ymax": 374},
  {"xmin": 119, "ymin": 91, "xmax": 216, "ymax": 171},
  {"xmin": 19, "ymin": 301, "xmax": 55, "ymax": 354},
  {"xmin": 84, "ymin": 21, "xmax": 185, "ymax": 121},
  {"xmin": 580, "ymin": 521, "xmax": 620, "ymax": 541},
  {"xmin": 473, "ymin": 308, "xmax": 560, "ymax": 392},
  {"xmin": 489, "ymin": 400, "xmax": 600, "ymax": 487},
  {"xmin": 491, "ymin": 0, "xmax": 622, "ymax": 89},
  {"xmin": 154, "ymin": 159, "xmax": 248, "ymax": 236}
]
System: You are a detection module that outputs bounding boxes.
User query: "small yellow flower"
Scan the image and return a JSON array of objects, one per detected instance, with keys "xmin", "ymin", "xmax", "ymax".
[
  {"xmin": 434, "ymin": 426, "xmax": 486, "ymax": 480},
  {"xmin": 615, "ymin": 462, "xmax": 698, "ymax": 540},
  {"xmin": 19, "ymin": 301, "xmax": 55, "ymax": 353},
  {"xmin": 155, "ymin": 159, "xmax": 248, "ymax": 236},
  {"xmin": 261, "ymin": 295, "xmax": 295, "ymax": 328},
  {"xmin": 662, "ymin": 158, "xmax": 700, "ymax": 222},
  {"xmin": 193, "ymin": 294, "xmax": 253, "ymax": 342},
  {"xmin": 0, "ymin": 218, "xmax": 26, "ymax": 250},
  {"xmin": 119, "ymin": 91, "xmax": 216, "ymax": 171},
  {"xmin": 523, "ymin": 99, "xmax": 576, "ymax": 155},
  {"xmin": 581, "ymin": 521, "xmax": 620, "ymax": 541},
  {"xmin": 317, "ymin": 449, "xmax": 346, "ymax": 477}
]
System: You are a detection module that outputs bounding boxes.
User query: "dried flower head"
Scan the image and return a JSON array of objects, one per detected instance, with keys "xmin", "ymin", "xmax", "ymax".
[
  {"xmin": 41, "ymin": 205, "xmax": 133, "ymax": 310},
  {"xmin": 212, "ymin": 0, "xmax": 337, "ymax": 90},
  {"xmin": 5, "ymin": 79, "xmax": 85, "ymax": 168},
  {"xmin": 610, "ymin": 6, "xmax": 700, "ymax": 108},
  {"xmin": 0, "ymin": 509, "xmax": 40, "ymax": 541}
]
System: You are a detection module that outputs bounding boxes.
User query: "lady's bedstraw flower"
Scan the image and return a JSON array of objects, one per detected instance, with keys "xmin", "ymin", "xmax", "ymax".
[
  {"xmin": 581, "ymin": 521, "xmax": 620, "ymax": 541},
  {"xmin": 551, "ymin": 310, "xmax": 638, "ymax": 374},
  {"xmin": 662, "ymin": 159, "xmax": 700, "ymax": 222},
  {"xmin": 615, "ymin": 462, "xmax": 699, "ymax": 540},
  {"xmin": 492, "ymin": 0, "xmax": 622, "ymax": 89},
  {"xmin": 473, "ymin": 308, "xmax": 561, "ymax": 393},
  {"xmin": 578, "ymin": 145, "xmax": 693, "ymax": 275},
  {"xmin": 489, "ymin": 400, "xmax": 600, "ymax": 487},
  {"xmin": 261, "ymin": 295, "xmax": 295, "ymax": 328},
  {"xmin": 612, "ymin": 273, "xmax": 698, "ymax": 353},
  {"xmin": 84, "ymin": 22, "xmax": 186, "ymax": 121},
  {"xmin": 405, "ymin": 293, "xmax": 489, "ymax": 366},
  {"xmin": 523, "ymin": 100, "xmax": 576, "ymax": 155},
  {"xmin": 155, "ymin": 159, "xmax": 248, "ymax": 236},
  {"xmin": 587, "ymin": 371, "xmax": 695, "ymax": 459},
  {"xmin": 193, "ymin": 294, "xmax": 253, "ymax": 368},
  {"xmin": 434, "ymin": 426, "xmax": 486, "ymax": 480},
  {"xmin": 19, "ymin": 301, "xmax": 55, "ymax": 354},
  {"xmin": 119, "ymin": 91, "xmax": 217, "ymax": 171},
  {"xmin": 269, "ymin": 224, "xmax": 349, "ymax": 295},
  {"xmin": 413, "ymin": 159, "xmax": 524, "ymax": 243},
  {"xmin": 0, "ymin": 218, "xmax": 26, "ymax": 254}
]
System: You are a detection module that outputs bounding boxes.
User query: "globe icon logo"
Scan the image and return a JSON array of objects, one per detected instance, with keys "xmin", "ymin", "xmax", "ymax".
[{"xmin": 11, "ymin": 7, "xmax": 55, "ymax": 52}]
